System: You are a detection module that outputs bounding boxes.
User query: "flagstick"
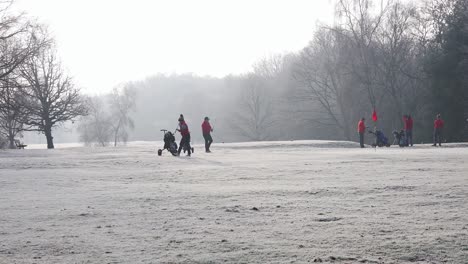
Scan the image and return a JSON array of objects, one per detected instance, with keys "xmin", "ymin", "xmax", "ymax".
[{"xmin": 372, "ymin": 109, "xmax": 378, "ymax": 152}]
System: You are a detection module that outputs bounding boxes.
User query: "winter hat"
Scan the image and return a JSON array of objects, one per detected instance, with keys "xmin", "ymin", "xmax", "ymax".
[{"xmin": 204, "ymin": 116, "xmax": 209, "ymax": 121}]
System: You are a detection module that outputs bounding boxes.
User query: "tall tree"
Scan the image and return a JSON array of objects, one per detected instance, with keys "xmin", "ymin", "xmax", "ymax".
[
  {"xmin": 0, "ymin": 74, "xmax": 29, "ymax": 148},
  {"xmin": 108, "ymin": 85, "xmax": 136, "ymax": 146},
  {"xmin": 231, "ymin": 74, "xmax": 275, "ymax": 141},
  {"xmin": 0, "ymin": 1, "xmax": 41, "ymax": 80},
  {"xmin": 373, "ymin": 1, "xmax": 431, "ymax": 130},
  {"xmin": 77, "ymin": 97, "xmax": 112, "ymax": 147},
  {"xmin": 426, "ymin": 0, "xmax": 468, "ymax": 141},
  {"xmin": 0, "ymin": 35, "xmax": 33, "ymax": 148},
  {"xmin": 20, "ymin": 42, "xmax": 87, "ymax": 149},
  {"xmin": 334, "ymin": 0, "xmax": 392, "ymax": 110},
  {"xmin": 0, "ymin": 2, "xmax": 45, "ymax": 148},
  {"xmin": 294, "ymin": 28, "xmax": 355, "ymax": 140}
]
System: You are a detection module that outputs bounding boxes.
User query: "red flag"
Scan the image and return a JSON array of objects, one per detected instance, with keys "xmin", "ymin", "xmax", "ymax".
[{"xmin": 372, "ymin": 109, "xmax": 378, "ymax": 122}]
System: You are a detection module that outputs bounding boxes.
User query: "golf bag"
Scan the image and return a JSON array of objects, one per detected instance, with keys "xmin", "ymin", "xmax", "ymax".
[
  {"xmin": 393, "ymin": 130, "xmax": 408, "ymax": 147},
  {"xmin": 158, "ymin": 129, "xmax": 178, "ymax": 156},
  {"xmin": 368, "ymin": 129, "xmax": 391, "ymax": 147}
]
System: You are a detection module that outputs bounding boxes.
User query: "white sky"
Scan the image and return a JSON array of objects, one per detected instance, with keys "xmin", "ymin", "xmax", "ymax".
[{"xmin": 14, "ymin": 0, "xmax": 335, "ymax": 94}]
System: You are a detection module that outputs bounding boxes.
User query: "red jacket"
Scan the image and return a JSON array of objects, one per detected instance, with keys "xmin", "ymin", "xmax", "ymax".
[
  {"xmin": 201, "ymin": 121, "xmax": 212, "ymax": 135},
  {"xmin": 404, "ymin": 117, "xmax": 413, "ymax": 130},
  {"xmin": 178, "ymin": 121, "xmax": 190, "ymax": 136},
  {"xmin": 357, "ymin": 120, "xmax": 366, "ymax": 133},
  {"xmin": 434, "ymin": 119, "xmax": 444, "ymax": 129}
]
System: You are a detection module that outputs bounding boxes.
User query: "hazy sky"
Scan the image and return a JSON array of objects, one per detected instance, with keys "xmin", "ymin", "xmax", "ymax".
[{"xmin": 14, "ymin": 0, "xmax": 335, "ymax": 94}]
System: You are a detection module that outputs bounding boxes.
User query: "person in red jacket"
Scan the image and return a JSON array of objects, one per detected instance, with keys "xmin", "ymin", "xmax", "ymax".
[
  {"xmin": 403, "ymin": 114, "xmax": 414, "ymax": 146},
  {"xmin": 201, "ymin": 116, "xmax": 213, "ymax": 153},
  {"xmin": 176, "ymin": 114, "xmax": 192, "ymax": 156},
  {"xmin": 357, "ymin": 117, "xmax": 366, "ymax": 148},
  {"xmin": 433, "ymin": 114, "xmax": 444, "ymax": 146}
]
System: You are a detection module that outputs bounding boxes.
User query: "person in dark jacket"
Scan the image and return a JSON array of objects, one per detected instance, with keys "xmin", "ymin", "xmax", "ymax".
[
  {"xmin": 403, "ymin": 114, "xmax": 414, "ymax": 146},
  {"xmin": 433, "ymin": 114, "xmax": 444, "ymax": 146},
  {"xmin": 357, "ymin": 117, "xmax": 366, "ymax": 148},
  {"xmin": 201, "ymin": 117, "xmax": 213, "ymax": 153},
  {"xmin": 176, "ymin": 114, "xmax": 192, "ymax": 156}
]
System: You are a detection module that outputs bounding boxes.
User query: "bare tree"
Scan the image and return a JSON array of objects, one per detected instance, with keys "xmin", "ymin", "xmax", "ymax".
[
  {"xmin": 250, "ymin": 54, "xmax": 298, "ymax": 139},
  {"xmin": 375, "ymin": 2, "xmax": 428, "ymax": 126},
  {"xmin": 0, "ymin": 31, "xmax": 35, "ymax": 148},
  {"xmin": 0, "ymin": 74, "xmax": 30, "ymax": 148},
  {"xmin": 0, "ymin": 1, "xmax": 43, "ymax": 81},
  {"xmin": 293, "ymin": 28, "xmax": 355, "ymax": 140},
  {"xmin": 20, "ymin": 42, "xmax": 87, "ymax": 149},
  {"xmin": 0, "ymin": 2, "xmax": 50, "ymax": 148},
  {"xmin": 334, "ymin": 0, "xmax": 393, "ymax": 109},
  {"xmin": 108, "ymin": 85, "xmax": 136, "ymax": 146},
  {"xmin": 77, "ymin": 97, "xmax": 112, "ymax": 147},
  {"xmin": 252, "ymin": 54, "xmax": 285, "ymax": 80},
  {"xmin": 231, "ymin": 74, "xmax": 275, "ymax": 141}
]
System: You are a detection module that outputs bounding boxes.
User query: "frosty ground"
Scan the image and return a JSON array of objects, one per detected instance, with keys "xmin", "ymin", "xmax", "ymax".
[{"xmin": 0, "ymin": 141, "xmax": 467, "ymax": 264}]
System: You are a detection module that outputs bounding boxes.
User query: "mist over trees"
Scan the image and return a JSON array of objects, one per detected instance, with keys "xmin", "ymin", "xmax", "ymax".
[
  {"xmin": 77, "ymin": 97, "xmax": 112, "ymax": 147},
  {"xmin": 109, "ymin": 86, "xmax": 136, "ymax": 146},
  {"xmin": 78, "ymin": 85, "xmax": 137, "ymax": 146},
  {"xmin": 2, "ymin": 0, "xmax": 467, "ymax": 147},
  {"xmin": 119, "ymin": 0, "xmax": 467, "ymax": 144}
]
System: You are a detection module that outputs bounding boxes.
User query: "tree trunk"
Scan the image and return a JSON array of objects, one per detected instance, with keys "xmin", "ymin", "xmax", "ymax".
[
  {"xmin": 338, "ymin": 102, "xmax": 352, "ymax": 141},
  {"xmin": 342, "ymin": 124, "xmax": 352, "ymax": 141},
  {"xmin": 8, "ymin": 134, "xmax": 15, "ymax": 149},
  {"xmin": 114, "ymin": 130, "xmax": 118, "ymax": 147},
  {"xmin": 113, "ymin": 122, "xmax": 120, "ymax": 147},
  {"xmin": 114, "ymin": 129, "xmax": 118, "ymax": 147},
  {"xmin": 45, "ymin": 125, "xmax": 54, "ymax": 149}
]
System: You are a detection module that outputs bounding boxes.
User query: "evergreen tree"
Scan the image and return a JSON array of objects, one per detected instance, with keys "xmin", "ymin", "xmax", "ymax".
[{"xmin": 427, "ymin": 0, "xmax": 468, "ymax": 141}]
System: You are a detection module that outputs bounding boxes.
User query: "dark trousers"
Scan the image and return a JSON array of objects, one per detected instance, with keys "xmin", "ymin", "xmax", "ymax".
[
  {"xmin": 178, "ymin": 134, "xmax": 191, "ymax": 155},
  {"xmin": 433, "ymin": 128, "xmax": 442, "ymax": 146},
  {"xmin": 406, "ymin": 129, "xmax": 413, "ymax": 146},
  {"xmin": 203, "ymin": 133, "xmax": 213, "ymax": 152},
  {"xmin": 359, "ymin": 132, "xmax": 364, "ymax": 147}
]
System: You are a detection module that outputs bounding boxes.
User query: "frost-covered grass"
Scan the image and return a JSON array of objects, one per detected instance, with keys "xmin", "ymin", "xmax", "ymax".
[{"xmin": 1, "ymin": 141, "xmax": 467, "ymax": 263}]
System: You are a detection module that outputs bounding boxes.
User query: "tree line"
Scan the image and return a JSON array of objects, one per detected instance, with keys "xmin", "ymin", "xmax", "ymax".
[
  {"xmin": 2, "ymin": 0, "xmax": 467, "ymax": 148},
  {"xmin": 228, "ymin": 0, "xmax": 467, "ymax": 143},
  {"xmin": 289, "ymin": 0, "xmax": 468, "ymax": 143},
  {"xmin": 122, "ymin": 0, "xmax": 466, "ymax": 145}
]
